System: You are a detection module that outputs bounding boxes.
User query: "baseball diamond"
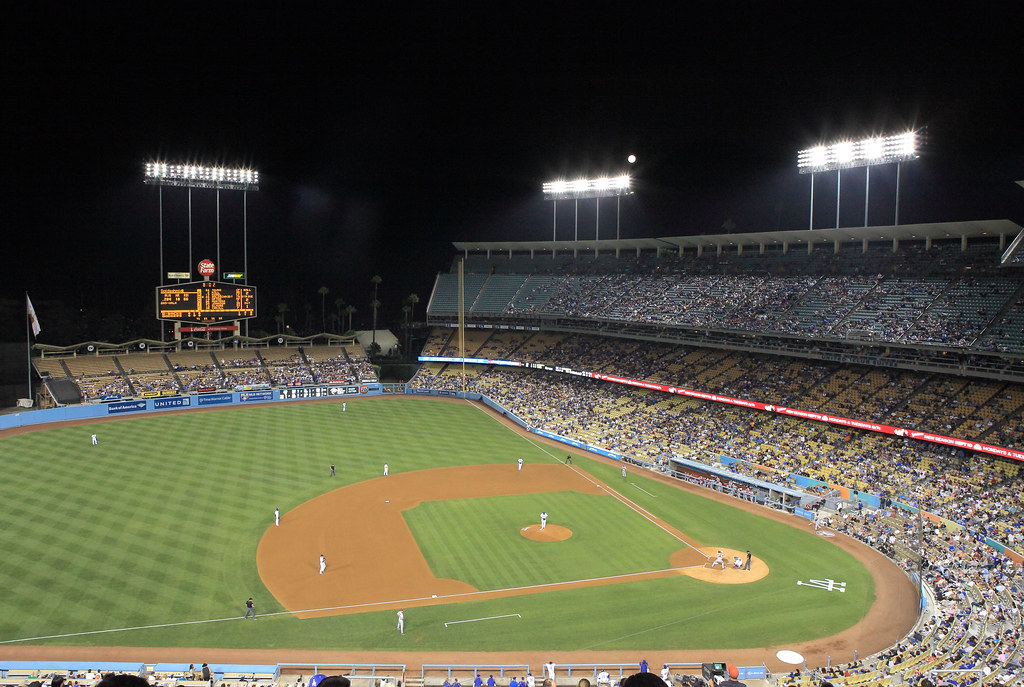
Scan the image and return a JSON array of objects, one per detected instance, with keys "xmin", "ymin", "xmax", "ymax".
[{"xmin": 0, "ymin": 397, "xmax": 915, "ymax": 671}]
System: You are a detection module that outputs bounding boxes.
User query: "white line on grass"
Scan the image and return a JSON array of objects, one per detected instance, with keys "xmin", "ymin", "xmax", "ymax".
[
  {"xmin": 466, "ymin": 401, "xmax": 708, "ymax": 559},
  {"xmin": 0, "ymin": 565, "xmax": 706, "ymax": 645},
  {"xmin": 444, "ymin": 613, "xmax": 521, "ymax": 627},
  {"xmin": 630, "ymin": 483, "xmax": 657, "ymax": 497}
]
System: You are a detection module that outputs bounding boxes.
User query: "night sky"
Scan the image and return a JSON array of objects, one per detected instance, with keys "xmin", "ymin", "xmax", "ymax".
[{"xmin": 4, "ymin": 3, "xmax": 1022, "ymax": 343}]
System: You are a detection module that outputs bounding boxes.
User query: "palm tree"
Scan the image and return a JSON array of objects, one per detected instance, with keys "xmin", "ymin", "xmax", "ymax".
[
  {"xmin": 370, "ymin": 275, "xmax": 382, "ymax": 351},
  {"xmin": 402, "ymin": 304, "xmax": 411, "ymax": 326},
  {"xmin": 318, "ymin": 286, "xmax": 330, "ymax": 332},
  {"xmin": 344, "ymin": 304, "xmax": 356, "ymax": 333},
  {"xmin": 406, "ymin": 293, "xmax": 420, "ymax": 323},
  {"xmin": 276, "ymin": 303, "xmax": 290, "ymax": 334},
  {"xmin": 333, "ymin": 297, "xmax": 345, "ymax": 333}
]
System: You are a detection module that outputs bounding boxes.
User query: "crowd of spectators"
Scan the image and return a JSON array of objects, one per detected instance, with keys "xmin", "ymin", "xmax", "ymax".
[
  {"xmin": 439, "ymin": 241, "xmax": 1024, "ymax": 353},
  {"xmin": 420, "ymin": 329, "xmax": 1024, "ymax": 452},
  {"xmin": 49, "ymin": 345, "xmax": 378, "ymax": 401}
]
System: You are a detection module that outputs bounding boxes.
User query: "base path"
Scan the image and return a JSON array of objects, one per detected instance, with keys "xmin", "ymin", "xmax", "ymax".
[{"xmin": 257, "ymin": 463, "xmax": 715, "ymax": 619}]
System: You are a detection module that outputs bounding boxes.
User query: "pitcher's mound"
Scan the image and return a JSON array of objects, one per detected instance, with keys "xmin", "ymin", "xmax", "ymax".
[{"xmin": 521, "ymin": 524, "xmax": 572, "ymax": 541}]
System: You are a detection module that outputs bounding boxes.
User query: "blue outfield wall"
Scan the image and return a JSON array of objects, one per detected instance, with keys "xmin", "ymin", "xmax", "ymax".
[{"xmin": 0, "ymin": 384, "xmax": 384, "ymax": 431}]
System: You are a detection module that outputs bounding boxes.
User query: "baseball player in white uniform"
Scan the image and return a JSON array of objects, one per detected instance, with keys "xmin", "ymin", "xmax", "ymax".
[
  {"xmin": 275, "ymin": 508, "xmax": 280, "ymax": 527},
  {"xmin": 319, "ymin": 554, "xmax": 326, "ymax": 575},
  {"xmin": 544, "ymin": 662, "xmax": 555, "ymax": 681},
  {"xmin": 621, "ymin": 465, "xmax": 627, "ymax": 478},
  {"xmin": 91, "ymin": 433, "xmax": 98, "ymax": 445},
  {"xmin": 540, "ymin": 511, "xmax": 548, "ymax": 530},
  {"xmin": 397, "ymin": 608, "xmax": 405, "ymax": 634},
  {"xmin": 517, "ymin": 457, "xmax": 523, "ymax": 471},
  {"xmin": 384, "ymin": 462, "xmax": 389, "ymax": 476},
  {"xmin": 710, "ymin": 550, "xmax": 725, "ymax": 568},
  {"xmin": 342, "ymin": 402, "xmax": 346, "ymax": 412}
]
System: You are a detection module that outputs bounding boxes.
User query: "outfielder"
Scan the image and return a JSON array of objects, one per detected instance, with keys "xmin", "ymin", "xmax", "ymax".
[
  {"xmin": 384, "ymin": 462, "xmax": 389, "ymax": 476},
  {"xmin": 91, "ymin": 433, "xmax": 98, "ymax": 445}
]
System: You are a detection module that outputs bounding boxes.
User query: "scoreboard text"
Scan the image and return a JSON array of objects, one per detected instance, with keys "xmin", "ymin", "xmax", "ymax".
[{"xmin": 156, "ymin": 281, "xmax": 257, "ymax": 323}]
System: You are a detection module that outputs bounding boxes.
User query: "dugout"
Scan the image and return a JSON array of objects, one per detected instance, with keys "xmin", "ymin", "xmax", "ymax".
[{"xmin": 669, "ymin": 456, "xmax": 805, "ymax": 511}]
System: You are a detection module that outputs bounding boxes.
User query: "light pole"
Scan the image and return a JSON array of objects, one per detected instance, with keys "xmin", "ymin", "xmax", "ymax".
[
  {"xmin": 543, "ymin": 175, "xmax": 633, "ymax": 242},
  {"xmin": 798, "ymin": 130, "xmax": 919, "ymax": 229},
  {"xmin": 144, "ymin": 162, "xmax": 260, "ymax": 341}
]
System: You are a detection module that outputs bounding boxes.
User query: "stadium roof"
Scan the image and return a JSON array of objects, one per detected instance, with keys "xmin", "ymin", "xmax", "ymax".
[{"xmin": 453, "ymin": 219, "xmax": 1022, "ymax": 254}]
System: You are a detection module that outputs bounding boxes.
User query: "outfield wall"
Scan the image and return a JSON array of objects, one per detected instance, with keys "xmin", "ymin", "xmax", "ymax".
[{"xmin": 0, "ymin": 384, "xmax": 386, "ymax": 431}]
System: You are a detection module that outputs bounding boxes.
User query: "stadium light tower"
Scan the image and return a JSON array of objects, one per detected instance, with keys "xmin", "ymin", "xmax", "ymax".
[
  {"xmin": 144, "ymin": 162, "xmax": 260, "ymax": 339},
  {"xmin": 797, "ymin": 130, "xmax": 918, "ymax": 229},
  {"xmin": 543, "ymin": 175, "xmax": 632, "ymax": 241}
]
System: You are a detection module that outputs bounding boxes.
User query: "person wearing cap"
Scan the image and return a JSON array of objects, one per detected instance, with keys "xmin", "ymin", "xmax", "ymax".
[
  {"xmin": 719, "ymin": 666, "xmax": 745, "ymax": 687},
  {"xmin": 396, "ymin": 608, "xmax": 404, "ymax": 634}
]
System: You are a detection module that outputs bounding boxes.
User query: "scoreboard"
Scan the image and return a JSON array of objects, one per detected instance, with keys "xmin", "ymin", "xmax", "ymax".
[{"xmin": 156, "ymin": 281, "xmax": 257, "ymax": 324}]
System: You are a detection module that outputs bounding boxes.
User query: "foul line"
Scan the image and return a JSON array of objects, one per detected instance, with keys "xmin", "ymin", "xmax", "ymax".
[
  {"xmin": 444, "ymin": 613, "xmax": 521, "ymax": 627},
  {"xmin": 631, "ymin": 483, "xmax": 657, "ymax": 497},
  {"xmin": 0, "ymin": 564, "xmax": 706, "ymax": 645},
  {"xmin": 468, "ymin": 401, "xmax": 708, "ymax": 560}
]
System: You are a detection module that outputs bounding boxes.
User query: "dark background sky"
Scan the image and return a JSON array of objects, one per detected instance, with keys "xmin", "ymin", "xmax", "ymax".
[{"xmin": 3, "ymin": 3, "xmax": 1022, "ymax": 343}]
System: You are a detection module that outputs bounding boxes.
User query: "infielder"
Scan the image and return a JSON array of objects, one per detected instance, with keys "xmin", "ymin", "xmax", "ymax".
[
  {"xmin": 710, "ymin": 549, "xmax": 725, "ymax": 568},
  {"xmin": 397, "ymin": 608, "xmax": 405, "ymax": 634},
  {"xmin": 319, "ymin": 554, "xmax": 326, "ymax": 575},
  {"xmin": 384, "ymin": 462, "xmax": 389, "ymax": 476},
  {"xmin": 517, "ymin": 457, "xmax": 523, "ymax": 471},
  {"xmin": 540, "ymin": 511, "xmax": 548, "ymax": 530},
  {"xmin": 274, "ymin": 508, "xmax": 280, "ymax": 527},
  {"xmin": 91, "ymin": 433, "xmax": 98, "ymax": 445}
]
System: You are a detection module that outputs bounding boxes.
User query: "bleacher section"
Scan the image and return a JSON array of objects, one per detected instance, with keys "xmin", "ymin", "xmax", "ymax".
[
  {"xmin": 33, "ymin": 341, "xmax": 379, "ymax": 404},
  {"xmin": 430, "ymin": 231, "xmax": 1024, "ymax": 356}
]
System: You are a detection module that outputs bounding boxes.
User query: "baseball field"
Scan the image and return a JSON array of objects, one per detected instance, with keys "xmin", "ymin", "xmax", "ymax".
[{"xmin": 0, "ymin": 396, "xmax": 917, "ymax": 667}]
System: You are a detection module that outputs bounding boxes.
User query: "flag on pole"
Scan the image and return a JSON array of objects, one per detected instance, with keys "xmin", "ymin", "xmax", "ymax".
[{"xmin": 26, "ymin": 294, "xmax": 41, "ymax": 338}]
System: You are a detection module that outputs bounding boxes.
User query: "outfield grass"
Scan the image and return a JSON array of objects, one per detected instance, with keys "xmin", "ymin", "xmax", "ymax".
[{"xmin": 0, "ymin": 398, "xmax": 876, "ymax": 651}]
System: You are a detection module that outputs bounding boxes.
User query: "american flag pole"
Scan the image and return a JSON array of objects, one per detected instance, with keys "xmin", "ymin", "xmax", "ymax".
[
  {"xmin": 25, "ymin": 292, "xmax": 32, "ymax": 401},
  {"xmin": 25, "ymin": 293, "xmax": 41, "ymax": 403}
]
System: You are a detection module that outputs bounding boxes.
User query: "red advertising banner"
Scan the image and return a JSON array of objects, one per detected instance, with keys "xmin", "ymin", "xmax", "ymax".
[{"xmin": 582, "ymin": 373, "xmax": 1024, "ymax": 461}]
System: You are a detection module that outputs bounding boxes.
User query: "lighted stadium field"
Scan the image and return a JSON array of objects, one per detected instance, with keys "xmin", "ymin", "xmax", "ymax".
[{"xmin": 0, "ymin": 397, "xmax": 907, "ymax": 661}]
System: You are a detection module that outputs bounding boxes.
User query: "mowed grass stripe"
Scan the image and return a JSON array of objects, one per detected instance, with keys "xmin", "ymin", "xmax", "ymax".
[
  {"xmin": 405, "ymin": 492, "xmax": 684, "ymax": 590},
  {"xmin": 0, "ymin": 398, "xmax": 877, "ymax": 650}
]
